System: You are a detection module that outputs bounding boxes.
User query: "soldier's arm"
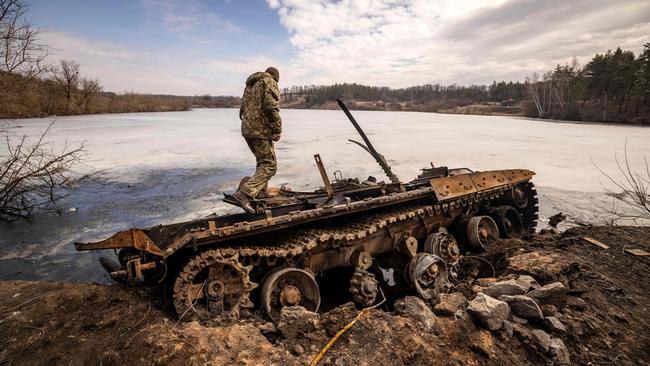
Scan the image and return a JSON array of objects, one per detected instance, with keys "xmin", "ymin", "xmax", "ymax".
[{"xmin": 262, "ymin": 79, "xmax": 282, "ymax": 135}]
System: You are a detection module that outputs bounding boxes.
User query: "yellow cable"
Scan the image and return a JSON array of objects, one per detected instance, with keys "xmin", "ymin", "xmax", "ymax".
[{"xmin": 309, "ymin": 289, "xmax": 386, "ymax": 366}]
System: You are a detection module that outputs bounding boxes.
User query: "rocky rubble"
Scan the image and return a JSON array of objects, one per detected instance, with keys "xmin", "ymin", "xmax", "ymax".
[
  {"xmin": 1, "ymin": 226, "xmax": 649, "ymax": 365},
  {"xmin": 467, "ymin": 293, "xmax": 510, "ymax": 331},
  {"xmin": 466, "ymin": 276, "xmax": 573, "ymax": 364},
  {"xmin": 394, "ymin": 296, "xmax": 437, "ymax": 331}
]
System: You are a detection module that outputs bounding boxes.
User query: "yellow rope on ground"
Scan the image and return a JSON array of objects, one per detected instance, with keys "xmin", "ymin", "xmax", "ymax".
[{"xmin": 309, "ymin": 289, "xmax": 386, "ymax": 366}]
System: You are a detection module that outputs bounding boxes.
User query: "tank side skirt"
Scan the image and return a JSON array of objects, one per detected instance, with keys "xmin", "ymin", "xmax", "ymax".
[
  {"xmin": 171, "ymin": 184, "xmax": 513, "ymax": 276},
  {"xmin": 75, "ymin": 171, "xmax": 534, "ymax": 261},
  {"xmin": 162, "ymin": 172, "xmax": 534, "ymax": 256}
]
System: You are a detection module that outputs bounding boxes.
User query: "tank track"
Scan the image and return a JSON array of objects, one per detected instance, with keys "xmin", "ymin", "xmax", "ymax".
[
  {"xmin": 172, "ymin": 237, "xmax": 318, "ymax": 320},
  {"xmin": 520, "ymin": 181, "xmax": 539, "ymax": 233},
  {"xmin": 172, "ymin": 181, "xmax": 536, "ymax": 319}
]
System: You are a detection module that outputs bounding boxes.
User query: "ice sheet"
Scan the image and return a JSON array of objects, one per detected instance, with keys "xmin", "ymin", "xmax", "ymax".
[{"xmin": 1, "ymin": 109, "xmax": 648, "ymax": 282}]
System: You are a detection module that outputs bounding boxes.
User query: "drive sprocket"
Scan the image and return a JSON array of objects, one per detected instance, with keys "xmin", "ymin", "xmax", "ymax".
[
  {"xmin": 173, "ymin": 250, "xmax": 256, "ymax": 321},
  {"xmin": 349, "ymin": 269, "xmax": 379, "ymax": 306}
]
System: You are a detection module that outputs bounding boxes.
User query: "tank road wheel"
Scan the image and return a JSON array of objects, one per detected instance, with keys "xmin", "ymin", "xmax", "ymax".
[
  {"xmin": 490, "ymin": 206, "xmax": 524, "ymax": 238},
  {"xmin": 507, "ymin": 186, "xmax": 529, "ymax": 209},
  {"xmin": 349, "ymin": 269, "xmax": 379, "ymax": 307},
  {"xmin": 260, "ymin": 267, "xmax": 320, "ymax": 321},
  {"xmin": 424, "ymin": 232, "xmax": 461, "ymax": 266},
  {"xmin": 173, "ymin": 251, "xmax": 256, "ymax": 321},
  {"xmin": 467, "ymin": 216, "xmax": 500, "ymax": 250},
  {"xmin": 405, "ymin": 253, "xmax": 448, "ymax": 300}
]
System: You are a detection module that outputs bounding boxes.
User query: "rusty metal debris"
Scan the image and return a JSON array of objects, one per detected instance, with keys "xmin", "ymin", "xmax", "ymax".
[
  {"xmin": 349, "ymin": 269, "xmax": 379, "ymax": 306},
  {"xmin": 624, "ymin": 248, "xmax": 650, "ymax": 256},
  {"xmin": 581, "ymin": 236, "xmax": 610, "ymax": 249},
  {"xmin": 75, "ymin": 101, "xmax": 539, "ymax": 321}
]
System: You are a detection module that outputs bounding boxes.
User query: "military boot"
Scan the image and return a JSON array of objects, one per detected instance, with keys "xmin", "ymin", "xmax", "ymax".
[
  {"xmin": 232, "ymin": 191, "xmax": 255, "ymax": 214},
  {"xmin": 257, "ymin": 187, "xmax": 274, "ymax": 199}
]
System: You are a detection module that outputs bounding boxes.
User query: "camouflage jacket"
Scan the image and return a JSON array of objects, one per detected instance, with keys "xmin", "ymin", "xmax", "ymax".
[{"xmin": 239, "ymin": 72, "xmax": 282, "ymax": 139}]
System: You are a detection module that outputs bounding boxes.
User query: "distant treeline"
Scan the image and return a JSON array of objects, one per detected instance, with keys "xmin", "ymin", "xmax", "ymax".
[
  {"xmin": 0, "ymin": 61, "xmax": 194, "ymax": 119},
  {"xmin": 282, "ymin": 44, "xmax": 650, "ymax": 124},
  {"xmin": 192, "ymin": 95, "xmax": 241, "ymax": 108},
  {"xmin": 526, "ymin": 44, "xmax": 650, "ymax": 124},
  {"xmin": 281, "ymin": 81, "xmax": 526, "ymax": 112}
]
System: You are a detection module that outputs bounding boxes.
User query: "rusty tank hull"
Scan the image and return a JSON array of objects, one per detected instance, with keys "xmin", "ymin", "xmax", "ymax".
[{"xmin": 76, "ymin": 101, "xmax": 538, "ymax": 321}]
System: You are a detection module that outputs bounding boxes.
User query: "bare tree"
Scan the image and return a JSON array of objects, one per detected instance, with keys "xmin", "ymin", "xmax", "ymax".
[
  {"xmin": 594, "ymin": 143, "xmax": 650, "ymax": 224},
  {"xmin": 77, "ymin": 77, "xmax": 101, "ymax": 113},
  {"xmin": 526, "ymin": 72, "xmax": 553, "ymax": 118},
  {"xmin": 52, "ymin": 60, "xmax": 79, "ymax": 114},
  {"xmin": 0, "ymin": 122, "xmax": 86, "ymax": 221},
  {"xmin": 0, "ymin": 0, "xmax": 47, "ymax": 78}
]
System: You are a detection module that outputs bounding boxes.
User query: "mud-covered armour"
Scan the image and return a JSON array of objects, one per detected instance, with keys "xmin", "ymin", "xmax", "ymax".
[{"xmin": 240, "ymin": 72, "xmax": 282, "ymax": 139}]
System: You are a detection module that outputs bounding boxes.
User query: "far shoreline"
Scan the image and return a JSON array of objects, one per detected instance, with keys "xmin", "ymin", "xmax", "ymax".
[{"xmin": 2, "ymin": 107, "xmax": 649, "ymax": 128}]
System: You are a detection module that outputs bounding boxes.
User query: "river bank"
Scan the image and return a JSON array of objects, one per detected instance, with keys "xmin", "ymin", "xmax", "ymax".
[
  {"xmin": 280, "ymin": 101, "xmax": 649, "ymax": 125},
  {"xmin": 1, "ymin": 225, "xmax": 648, "ymax": 365}
]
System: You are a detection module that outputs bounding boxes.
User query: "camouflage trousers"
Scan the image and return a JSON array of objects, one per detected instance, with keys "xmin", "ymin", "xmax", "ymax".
[{"xmin": 240, "ymin": 137, "xmax": 277, "ymax": 199}]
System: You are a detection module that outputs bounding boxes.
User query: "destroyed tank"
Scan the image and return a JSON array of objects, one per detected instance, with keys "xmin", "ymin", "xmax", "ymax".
[{"xmin": 76, "ymin": 100, "xmax": 538, "ymax": 321}]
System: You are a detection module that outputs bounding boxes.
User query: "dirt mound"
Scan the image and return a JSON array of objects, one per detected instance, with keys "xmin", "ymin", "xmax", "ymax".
[{"xmin": 1, "ymin": 226, "xmax": 649, "ymax": 365}]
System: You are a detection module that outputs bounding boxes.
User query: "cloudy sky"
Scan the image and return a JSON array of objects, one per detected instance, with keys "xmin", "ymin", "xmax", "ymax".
[{"xmin": 30, "ymin": 0, "xmax": 650, "ymax": 95}]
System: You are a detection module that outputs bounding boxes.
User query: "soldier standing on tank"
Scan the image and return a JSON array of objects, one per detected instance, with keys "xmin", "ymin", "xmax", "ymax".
[{"xmin": 231, "ymin": 67, "xmax": 282, "ymax": 213}]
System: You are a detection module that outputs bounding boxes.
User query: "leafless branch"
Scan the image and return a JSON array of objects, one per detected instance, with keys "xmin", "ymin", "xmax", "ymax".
[
  {"xmin": 0, "ymin": 121, "xmax": 87, "ymax": 221},
  {"xmin": 593, "ymin": 143, "xmax": 650, "ymax": 223},
  {"xmin": 0, "ymin": 0, "xmax": 48, "ymax": 78}
]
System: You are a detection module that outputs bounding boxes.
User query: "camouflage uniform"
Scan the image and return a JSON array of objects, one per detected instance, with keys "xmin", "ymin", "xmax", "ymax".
[{"xmin": 239, "ymin": 71, "xmax": 282, "ymax": 199}]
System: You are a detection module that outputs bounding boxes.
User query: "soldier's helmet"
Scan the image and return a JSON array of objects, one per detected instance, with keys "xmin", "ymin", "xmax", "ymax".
[{"xmin": 265, "ymin": 67, "xmax": 279, "ymax": 82}]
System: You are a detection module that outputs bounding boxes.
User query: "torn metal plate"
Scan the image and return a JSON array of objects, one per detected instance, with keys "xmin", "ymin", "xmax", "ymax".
[
  {"xmin": 430, "ymin": 174, "xmax": 477, "ymax": 201},
  {"xmin": 502, "ymin": 169, "xmax": 536, "ymax": 183},
  {"xmin": 470, "ymin": 171, "xmax": 508, "ymax": 191}
]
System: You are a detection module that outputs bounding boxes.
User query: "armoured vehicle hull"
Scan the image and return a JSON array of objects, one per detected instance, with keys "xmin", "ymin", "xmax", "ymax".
[{"xmin": 76, "ymin": 102, "xmax": 538, "ymax": 321}]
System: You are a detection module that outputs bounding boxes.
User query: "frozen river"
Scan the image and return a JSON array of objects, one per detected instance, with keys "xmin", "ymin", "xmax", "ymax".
[{"xmin": 1, "ymin": 108, "xmax": 649, "ymax": 282}]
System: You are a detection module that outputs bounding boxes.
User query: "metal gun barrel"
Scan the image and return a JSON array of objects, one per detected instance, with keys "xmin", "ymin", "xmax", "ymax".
[{"xmin": 336, "ymin": 99, "xmax": 400, "ymax": 184}]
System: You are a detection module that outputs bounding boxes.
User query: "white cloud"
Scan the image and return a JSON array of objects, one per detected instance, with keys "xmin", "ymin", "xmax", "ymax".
[
  {"xmin": 269, "ymin": 0, "xmax": 650, "ymax": 87},
  {"xmin": 140, "ymin": 0, "xmax": 240, "ymax": 34},
  {"xmin": 41, "ymin": 31, "xmax": 284, "ymax": 95},
  {"xmin": 36, "ymin": 0, "xmax": 650, "ymax": 95}
]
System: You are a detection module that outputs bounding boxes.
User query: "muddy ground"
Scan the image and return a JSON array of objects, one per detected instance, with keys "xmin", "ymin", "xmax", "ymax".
[{"xmin": 1, "ymin": 225, "xmax": 649, "ymax": 366}]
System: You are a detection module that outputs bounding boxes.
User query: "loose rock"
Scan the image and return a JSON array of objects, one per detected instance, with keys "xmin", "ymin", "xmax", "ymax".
[
  {"xmin": 516, "ymin": 275, "xmax": 541, "ymax": 291},
  {"xmin": 394, "ymin": 296, "xmax": 437, "ymax": 331},
  {"xmin": 498, "ymin": 295, "xmax": 544, "ymax": 321},
  {"xmin": 498, "ymin": 320, "xmax": 514, "ymax": 340},
  {"xmin": 512, "ymin": 315, "xmax": 528, "ymax": 324},
  {"xmin": 257, "ymin": 322, "xmax": 275, "ymax": 333},
  {"xmin": 548, "ymin": 212, "xmax": 566, "ymax": 228},
  {"xmin": 566, "ymin": 296, "xmax": 587, "ymax": 310},
  {"xmin": 434, "ymin": 292, "xmax": 468, "ymax": 316},
  {"xmin": 320, "ymin": 302, "xmax": 357, "ymax": 337},
  {"xmin": 528, "ymin": 282, "xmax": 568, "ymax": 305},
  {"xmin": 470, "ymin": 330, "xmax": 497, "ymax": 358},
  {"xmin": 549, "ymin": 338, "xmax": 571, "ymax": 365},
  {"xmin": 277, "ymin": 306, "xmax": 320, "ymax": 339},
  {"xmin": 291, "ymin": 344, "xmax": 305, "ymax": 356},
  {"xmin": 514, "ymin": 324, "xmax": 552, "ymax": 353},
  {"xmin": 484, "ymin": 280, "xmax": 528, "ymax": 298},
  {"xmin": 544, "ymin": 316, "xmax": 567, "ymax": 334},
  {"xmin": 467, "ymin": 293, "xmax": 510, "ymax": 331},
  {"xmin": 540, "ymin": 304, "xmax": 558, "ymax": 316},
  {"xmin": 531, "ymin": 329, "xmax": 552, "ymax": 353}
]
